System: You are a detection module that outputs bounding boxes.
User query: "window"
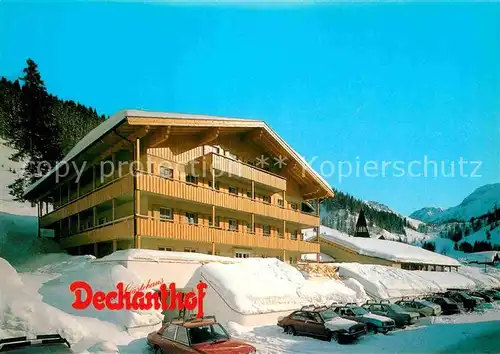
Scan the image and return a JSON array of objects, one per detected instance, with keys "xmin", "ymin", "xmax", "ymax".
[
  {"xmin": 235, "ymin": 252, "xmax": 250, "ymax": 258},
  {"xmin": 162, "ymin": 325, "xmax": 177, "ymax": 340},
  {"xmin": 291, "ymin": 231, "xmax": 298, "ymax": 240},
  {"xmin": 289, "ymin": 256, "xmax": 294, "ymax": 264},
  {"xmin": 215, "ymin": 216, "xmax": 221, "ymax": 227},
  {"xmin": 277, "ymin": 228, "xmax": 283, "ymax": 237},
  {"xmin": 227, "ymin": 152, "xmax": 238, "ymax": 160},
  {"xmin": 98, "ymin": 217, "xmax": 107, "ymax": 225},
  {"xmin": 186, "ymin": 175, "xmax": 198, "ymax": 184},
  {"xmin": 184, "ymin": 248, "xmax": 196, "ymax": 253},
  {"xmin": 175, "ymin": 327, "xmax": 189, "ymax": 345},
  {"xmin": 277, "ymin": 199, "xmax": 284, "ymax": 207},
  {"xmin": 228, "ymin": 219, "xmax": 238, "ymax": 231},
  {"xmin": 262, "ymin": 195, "xmax": 271, "ymax": 204},
  {"xmin": 185, "ymin": 213, "xmax": 198, "ymax": 225},
  {"xmin": 160, "ymin": 166, "xmax": 173, "ymax": 179},
  {"xmin": 291, "ymin": 202, "xmax": 298, "ymax": 211},
  {"xmin": 158, "ymin": 247, "xmax": 173, "ymax": 251},
  {"xmin": 246, "ymin": 191, "xmax": 252, "ymax": 198},
  {"xmin": 160, "ymin": 207, "xmax": 173, "ymax": 220},
  {"xmin": 263, "ymin": 224, "xmax": 271, "ymax": 236},
  {"xmin": 229, "ymin": 186, "xmax": 238, "ymax": 195},
  {"xmin": 208, "ymin": 181, "xmax": 220, "ymax": 190}
]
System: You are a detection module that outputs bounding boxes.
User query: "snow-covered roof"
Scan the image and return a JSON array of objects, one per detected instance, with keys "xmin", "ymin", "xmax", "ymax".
[
  {"xmin": 95, "ymin": 249, "xmax": 238, "ymax": 264},
  {"xmin": 24, "ymin": 109, "xmax": 333, "ymax": 198},
  {"xmin": 304, "ymin": 226, "xmax": 461, "ymax": 267}
]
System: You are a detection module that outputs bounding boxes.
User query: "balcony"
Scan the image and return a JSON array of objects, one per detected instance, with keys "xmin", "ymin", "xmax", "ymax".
[
  {"xmin": 136, "ymin": 171, "xmax": 319, "ymax": 227},
  {"xmin": 59, "ymin": 216, "xmax": 134, "ymax": 249},
  {"xmin": 199, "ymin": 152, "xmax": 287, "ymax": 191},
  {"xmin": 40, "ymin": 174, "xmax": 134, "ymax": 228},
  {"xmin": 136, "ymin": 216, "xmax": 319, "ymax": 253}
]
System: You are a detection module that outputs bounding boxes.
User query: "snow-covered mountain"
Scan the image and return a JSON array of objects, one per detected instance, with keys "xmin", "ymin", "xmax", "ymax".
[
  {"xmin": 409, "ymin": 207, "xmax": 447, "ymax": 223},
  {"xmin": 364, "ymin": 201, "xmax": 398, "ymax": 214},
  {"xmin": 410, "ymin": 183, "xmax": 500, "ymax": 224}
]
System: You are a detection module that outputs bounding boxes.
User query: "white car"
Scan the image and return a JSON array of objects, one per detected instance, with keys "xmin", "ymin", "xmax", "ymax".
[
  {"xmin": 333, "ymin": 304, "xmax": 396, "ymax": 334},
  {"xmin": 395, "ymin": 299, "xmax": 442, "ymax": 317}
]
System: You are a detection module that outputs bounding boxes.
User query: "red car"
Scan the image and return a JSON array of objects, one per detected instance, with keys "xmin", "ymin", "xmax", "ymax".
[{"xmin": 147, "ymin": 316, "xmax": 257, "ymax": 354}]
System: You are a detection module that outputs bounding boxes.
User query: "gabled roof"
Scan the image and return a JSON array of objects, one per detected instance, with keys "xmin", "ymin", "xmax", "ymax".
[{"xmin": 24, "ymin": 110, "xmax": 334, "ymax": 199}]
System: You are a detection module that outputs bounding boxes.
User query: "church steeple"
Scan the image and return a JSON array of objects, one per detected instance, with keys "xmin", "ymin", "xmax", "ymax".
[{"xmin": 354, "ymin": 209, "xmax": 370, "ymax": 238}]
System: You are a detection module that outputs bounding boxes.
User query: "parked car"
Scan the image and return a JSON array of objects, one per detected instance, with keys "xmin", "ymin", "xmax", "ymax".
[
  {"xmin": 464, "ymin": 291, "xmax": 486, "ymax": 305},
  {"xmin": 361, "ymin": 300, "xmax": 419, "ymax": 327},
  {"xmin": 444, "ymin": 291, "xmax": 479, "ymax": 311},
  {"xmin": 469, "ymin": 291, "xmax": 494, "ymax": 303},
  {"xmin": 0, "ymin": 334, "xmax": 71, "ymax": 353},
  {"xmin": 277, "ymin": 305, "xmax": 367, "ymax": 343},
  {"xmin": 147, "ymin": 315, "xmax": 256, "ymax": 354},
  {"xmin": 422, "ymin": 296, "xmax": 461, "ymax": 315},
  {"xmin": 482, "ymin": 289, "xmax": 500, "ymax": 300},
  {"xmin": 332, "ymin": 303, "xmax": 396, "ymax": 334},
  {"xmin": 395, "ymin": 299, "xmax": 442, "ymax": 317}
]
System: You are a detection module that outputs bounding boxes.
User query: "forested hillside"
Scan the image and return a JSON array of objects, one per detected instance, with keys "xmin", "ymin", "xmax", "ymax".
[
  {"xmin": 0, "ymin": 59, "xmax": 105, "ymax": 201},
  {"xmin": 321, "ymin": 189, "xmax": 414, "ymax": 236}
]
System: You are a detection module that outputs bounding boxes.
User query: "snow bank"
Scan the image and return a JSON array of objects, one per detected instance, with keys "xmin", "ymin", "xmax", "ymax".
[
  {"xmin": 0, "ymin": 257, "xmax": 129, "ymax": 346},
  {"xmin": 414, "ymin": 270, "xmax": 476, "ymax": 290},
  {"xmin": 305, "ymin": 226, "xmax": 460, "ymax": 266},
  {"xmin": 336, "ymin": 263, "xmax": 500, "ymax": 300},
  {"xmin": 38, "ymin": 261, "xmax": 163, "ymax": 329},
  {"xmin": 457, "ymin": 265, "xmax": 500, "ymax": 288},
  {"xmin": 341, "ymin": 278, "xmax": 370, "ymax": 303},
  {"xmin": 187, "ymin": 258, "xmax": 359, "ymax": 316},
  {"xmin": 336, "ymin": 263, "xmax": 442, "ymax": 299}
]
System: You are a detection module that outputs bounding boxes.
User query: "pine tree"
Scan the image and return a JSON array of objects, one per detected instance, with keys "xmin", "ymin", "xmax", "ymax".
[{"xmin": 7, "ymin": 59, "xmax": 63, "ymax": 201}]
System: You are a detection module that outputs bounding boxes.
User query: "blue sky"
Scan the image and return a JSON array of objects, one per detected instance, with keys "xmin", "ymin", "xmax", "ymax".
[{"xmin": 1, "ymin": 2, "xmax": 499, "ymax": 215}]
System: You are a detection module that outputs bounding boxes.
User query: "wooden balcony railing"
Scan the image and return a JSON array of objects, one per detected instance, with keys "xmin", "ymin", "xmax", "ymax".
[
  {"xmin": 59, "ymin": 216, "xmax": 134, "ymax": 249},
  {"xmin": 40, "ymin": 174, "xmax": 134, "ymax": 228},
  {"xmin": 200, "ymin": 152, "xmax": 287, "ymax": 191},
  {"xmin": 136, "ymin": 171, "xmax": 319, "ymax": 227},
  {"xmin": 136, "ymin": 216, "xmax": 319, "ymax": 253}
]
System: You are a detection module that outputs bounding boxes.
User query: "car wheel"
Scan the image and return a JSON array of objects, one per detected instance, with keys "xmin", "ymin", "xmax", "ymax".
[
  {"xmin": 366, "ymin": 323, "xmax": 377, "ymax": 334},
  {"xmin": 329, "ymin": 331, "xmax": 339, "ymax": 342},
  {"xmin": 285, "ymin": 325, "xmax": 296, "ymax": 336},
  {"xmin": 153, "ymin": 346, "xmax": 162, "ymax": 354}
]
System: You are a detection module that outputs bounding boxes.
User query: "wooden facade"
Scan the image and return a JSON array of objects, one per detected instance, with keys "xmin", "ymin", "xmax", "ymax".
[{"xmin": 29, "ymin": 110, "xmax": 334, "ymax": 261}]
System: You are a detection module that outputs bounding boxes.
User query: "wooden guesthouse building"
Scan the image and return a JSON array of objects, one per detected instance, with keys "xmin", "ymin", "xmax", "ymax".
[{"xmin": 24, "ymin": 110, "xmax": 333, "ymax": 262}]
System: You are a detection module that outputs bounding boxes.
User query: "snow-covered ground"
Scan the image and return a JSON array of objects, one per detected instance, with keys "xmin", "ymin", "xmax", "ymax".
[{"xmin": 227, "ymin": 305, "xmax": 500, "ymax": 354}]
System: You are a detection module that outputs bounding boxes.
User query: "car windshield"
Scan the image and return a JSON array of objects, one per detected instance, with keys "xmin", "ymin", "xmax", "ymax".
[
  {"xmin": 350, "ymin": 307, "xmax": 369, "ymax": 316},
  {"xmin": 417, "ymin": 300, "xmax": 434, "ymax": 307},
  {"xmin": 319, "ymin": 310, "xmax": 339, "ymax": 321},
  {"xmin": 389, "ymin": 304, "xmax": 406, "ymax": 312},
  {"xmin": 188, "ymin": 324, "xmax": 230, "ymax": 345}
]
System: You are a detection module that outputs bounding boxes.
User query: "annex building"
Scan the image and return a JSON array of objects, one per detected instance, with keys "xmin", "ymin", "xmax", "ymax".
[{"xmin": 25, "ymin": 110, "xmax": 333, "ymax": 262}]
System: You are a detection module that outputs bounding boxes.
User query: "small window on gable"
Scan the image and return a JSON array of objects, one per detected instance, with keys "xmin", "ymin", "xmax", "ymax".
[
  {"xmin": 262, "ymin": 195, "xmax": 271, "ymax": 204},
  {"xmin": 227, "ymin": 152, "xmax": 238, "ymax": 160},
  {"xmin": 158, "ymin": 247, "xmax": 173, "ymax": 251},
  {"xmin": 160, "ymin": 166, "xmax": 173, "ymax": 179},
  {"xmin": 291, "ymin": 202, "xmax": 298, "ymax": 211},
  {"xmin": 277, "ymin": 199, "xmax": 284, "ymax": 207},
  {"xmin": 160, "ymin": 207, "xmax": 173, "ymax": 221}
]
